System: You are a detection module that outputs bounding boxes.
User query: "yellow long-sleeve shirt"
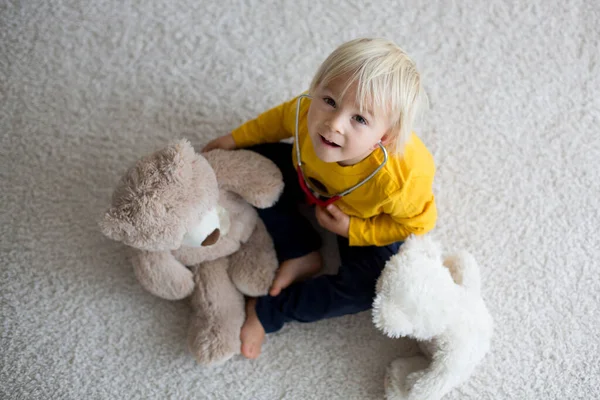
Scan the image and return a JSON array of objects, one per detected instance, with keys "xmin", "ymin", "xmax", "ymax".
[{"xmin": 231, "ymin": 95, "xmax": 437, "ymax": 246}]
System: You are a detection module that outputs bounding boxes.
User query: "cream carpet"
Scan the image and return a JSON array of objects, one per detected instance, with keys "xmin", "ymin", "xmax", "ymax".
[{"xmin": 1, "ymin": 0, "xmax": 599, "ymax": 399}]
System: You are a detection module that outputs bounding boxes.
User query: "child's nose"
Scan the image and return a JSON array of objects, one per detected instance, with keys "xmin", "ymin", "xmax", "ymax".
[{"xmin": 325, "ymin": 113, "xmax": 344, "ymax": 134}]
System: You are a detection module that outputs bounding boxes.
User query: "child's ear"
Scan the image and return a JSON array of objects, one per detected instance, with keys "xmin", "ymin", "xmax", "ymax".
[{"xmin": 374, "ymin": 134, "xmax": 391, "ymax": 149}]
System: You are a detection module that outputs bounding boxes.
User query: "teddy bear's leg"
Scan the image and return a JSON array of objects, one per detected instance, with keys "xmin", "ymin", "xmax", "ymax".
[
  {"xmin": 228, "ymin": 219, "xmax": 278, "ymax": 297},
  {"xmin": 132, "ymin": 250, "xmax": 195, "ymax": 300},
  {"xmin": 443, "ymin": 250, "xmax": 481, "ymax": 294},
  {"xmin": 403, "ymin": 354, "xmax": 466, "ymax": 400},
  {"xmin": 385, "ymin": 355, "xmax": 429, "ymax": 400},
  {"xmin": 188, "ymin": 257, "xmax": 245, "ymax": 365}
]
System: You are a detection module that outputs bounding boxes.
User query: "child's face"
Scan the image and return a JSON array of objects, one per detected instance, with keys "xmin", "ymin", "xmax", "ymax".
[{"xmin": 307, "ymin": 76, "xmax": 391, "ymax": 166}]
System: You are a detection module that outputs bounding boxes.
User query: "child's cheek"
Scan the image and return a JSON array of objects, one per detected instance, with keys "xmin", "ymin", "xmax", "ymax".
[
  {"xmin": 306, "ymin": 112, "xmax": 314, "ymax": 134},
  {"xmin": 306, "ymin": 104, "xmax": 315, "ymax": 123}
]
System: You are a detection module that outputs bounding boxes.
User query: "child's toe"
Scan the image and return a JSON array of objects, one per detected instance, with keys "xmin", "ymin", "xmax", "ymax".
[{"xmin": 269, "ymin": 285, "xmax": 281, "ymax": 296}]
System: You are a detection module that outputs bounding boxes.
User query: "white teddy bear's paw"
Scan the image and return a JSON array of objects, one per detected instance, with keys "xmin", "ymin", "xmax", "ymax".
[
  {"xmin": 405, "ymin": 370, "xmax": 426, "ymax": 391},
  {"xmin": 385, "ymin": 356, "xmax": 430, "ymax": 400}
]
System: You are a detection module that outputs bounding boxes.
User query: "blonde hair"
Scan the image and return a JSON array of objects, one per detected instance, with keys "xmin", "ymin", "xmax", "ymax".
[{"xmin": 309, "ymin": 38, "xmax": 428, "ymax": 155}]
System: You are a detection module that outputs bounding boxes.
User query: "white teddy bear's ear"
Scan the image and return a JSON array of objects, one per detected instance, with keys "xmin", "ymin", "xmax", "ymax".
[
  {"xmin": 443, "ymin": 250, "xmax": 482, "ymax": 294},
  {"xmin": 373, "ymin": 235, "xmax": 459, "ymax": 340}
]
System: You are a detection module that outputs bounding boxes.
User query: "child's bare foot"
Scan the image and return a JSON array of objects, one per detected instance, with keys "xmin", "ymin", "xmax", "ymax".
[
  {"xmin": 269, "ymin": 251, "xmax": 322, "ymax": 296},
  {"xmin": 240, "ymin": 298, "xmax": 265, "ymax": 359}
]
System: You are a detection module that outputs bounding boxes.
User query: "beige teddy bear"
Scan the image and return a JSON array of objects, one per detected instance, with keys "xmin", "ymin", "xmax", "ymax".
[{"xmin": 100, "ymin": 139, "xmax": 283, "ymax": 364}]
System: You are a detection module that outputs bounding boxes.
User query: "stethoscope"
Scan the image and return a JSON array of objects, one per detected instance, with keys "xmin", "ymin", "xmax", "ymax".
[{"xmin": 294, "ymin": 94, "xmax": 388, "ymax": 207}]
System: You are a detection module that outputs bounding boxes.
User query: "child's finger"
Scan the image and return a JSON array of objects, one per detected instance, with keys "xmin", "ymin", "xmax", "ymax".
[
  {"xmin": 326, "ymin": 204, "xmax": 343, "ymax": 219},
  {"xmin": 316, "ymin": 205, "xmax": 328, "ymax": 218},
  {"xmin": 315, "ymin": 206, "xmax": 332, "ymax": 226}
]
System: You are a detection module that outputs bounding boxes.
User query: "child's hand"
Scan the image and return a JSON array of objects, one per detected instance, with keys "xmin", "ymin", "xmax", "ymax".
[
  {"xmin": 315, "ymin": 204, "xmax": 350, "ymax": 238},
  {"xmin": 202, "ymin": 134, "xmax": 237, "ymax": 152}
]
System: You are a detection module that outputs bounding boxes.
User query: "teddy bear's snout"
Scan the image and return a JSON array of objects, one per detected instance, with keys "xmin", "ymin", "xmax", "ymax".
[
  {"xmin": 181, "ymin": 205, "xmax": 230, "ymax": 248},
  {"xmin": 201, "ymin": 228, "xmax": 220, "ymax": 246}
]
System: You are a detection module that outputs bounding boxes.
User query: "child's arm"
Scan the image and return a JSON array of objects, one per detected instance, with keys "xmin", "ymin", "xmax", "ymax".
[
  {"xmin": 203, "ymin": 134, "xmax": 237, "ymax": 152},
  {"xmin": 229, "ymin": 96, "xmax": 299, "ymax": 148},
  {"xmin": 201, "ymin": 95, "xmax": 300, "ymax": 152},
  {"xmin": 348, "ymin": 175, "xmax": 437, "ymax": 246}
]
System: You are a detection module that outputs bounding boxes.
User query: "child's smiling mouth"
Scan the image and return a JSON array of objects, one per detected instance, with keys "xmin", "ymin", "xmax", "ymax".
[{"xmin": 319, "ymin": 134, "xmax": 341, "ymax": 147}]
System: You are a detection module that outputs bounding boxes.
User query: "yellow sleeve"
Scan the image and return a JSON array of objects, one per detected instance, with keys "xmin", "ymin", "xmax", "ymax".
[
  {"xmin": 230, "ymin": 96, "xmax": 298, "ymax": 147},
  {"xmin": 348, "ymin": 175, "xmax": 437, "ymax": 246}
]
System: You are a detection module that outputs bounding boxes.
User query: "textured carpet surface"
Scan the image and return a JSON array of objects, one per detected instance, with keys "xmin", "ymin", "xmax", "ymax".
[{"xmin": 1, "ymin": 1, "xmax": 599, "ymax": 399}]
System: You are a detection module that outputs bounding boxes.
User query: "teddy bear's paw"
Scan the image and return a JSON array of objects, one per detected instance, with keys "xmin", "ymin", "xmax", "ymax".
[
  {"xmin": 188, "ymin": 325, "xmax": 240, "ymax": 365},
  {"xmin": 161, "ymin": 269, "xmax": 195, "ymax": 300},
  {"xmin": 187, "ymin": 291, "xmax": 245, "ymax": 365},
  {"xmin": 228, "ymin": 220, "xmax": 278, "ymax": 297},
  {"xmin": 385, "ymin": 357, "xmax": 430, "ymax": 400},
  {"xmin": 229, "ymin": 254, "xmax": 275, "ymax": 296},
  {"xmin": 405, "ymin": 370, "xmax": 427, "ymax": 392},
  {"xmin": 385, "ymin": 362, "xmax": 410, "ymax": 400},
  {"xmin": 131, "ymin": 250, "xmax": 198, "ymax": 300}
]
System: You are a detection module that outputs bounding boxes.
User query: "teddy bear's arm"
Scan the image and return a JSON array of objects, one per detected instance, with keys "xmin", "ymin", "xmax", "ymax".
[
  {"xmin": 203, "ymin": 149, "xmax": 284, "ymax": 209},
  {"xmin": 132, "ymin": 250, "xmax": 195, "ymax": 300}
]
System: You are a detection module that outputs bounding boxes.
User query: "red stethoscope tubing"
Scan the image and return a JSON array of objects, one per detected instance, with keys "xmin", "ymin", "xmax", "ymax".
[{"xmin": 296, "ymin": 167, "xmax": 341, "ymax": 207}]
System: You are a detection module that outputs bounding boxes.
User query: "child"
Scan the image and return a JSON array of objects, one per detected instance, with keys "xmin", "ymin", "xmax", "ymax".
[{"xmin": 202, "ymin": 38, "xmax": 437, "ymax": 359}]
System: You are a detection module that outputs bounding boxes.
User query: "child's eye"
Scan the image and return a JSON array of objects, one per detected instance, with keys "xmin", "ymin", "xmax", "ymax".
[
  {"xmin": 323, "ymin": 97, "xmax": 336, "ymax": 107},
  {"xmin": 354, "ymin": 115, "xmax": 368, "ymax": 125}
]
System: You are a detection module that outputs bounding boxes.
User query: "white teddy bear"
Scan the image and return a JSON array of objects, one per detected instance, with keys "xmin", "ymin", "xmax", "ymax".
[{"xmin": 372, "ymin": 234, "xmax": 493, "ymax": 400}]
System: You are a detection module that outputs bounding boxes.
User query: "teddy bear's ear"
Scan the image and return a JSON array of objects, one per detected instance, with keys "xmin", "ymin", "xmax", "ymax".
[
  {"xmin": 99, "ymin": 209, "xmax": 136, "ymax": 243},
  {"xmin": 203, "ymin": 149, "xmax": 284, "ymax": 209},
  {"xmin": 443, "ymin": 251, "xmax": 481, "ymax": 294}
]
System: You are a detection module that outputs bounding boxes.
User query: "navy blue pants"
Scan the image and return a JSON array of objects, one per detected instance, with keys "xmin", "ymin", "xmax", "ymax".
[{"xmin": 248, "ymin": 143, "xmax": 402, "ymax": 333}]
